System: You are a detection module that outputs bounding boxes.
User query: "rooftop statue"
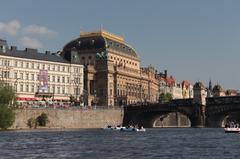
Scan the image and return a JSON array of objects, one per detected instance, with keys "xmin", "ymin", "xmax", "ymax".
[{"xmin": 96, "ymin": 50, "xmax": 108, "ymax": 60}]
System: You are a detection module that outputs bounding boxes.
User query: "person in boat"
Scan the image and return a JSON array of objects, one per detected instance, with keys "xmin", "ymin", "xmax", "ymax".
[
  {"xmin": 236, "ymin": 123, "xmax": 239, "ymax": 128},
  {"xmin": 137, "ymin": 125, "xmax": 144, "ymax": 130},
  {"xmin": 127, "ymin": 125, "xmax": 133, "ymax": 129},
  {"xmin": 225, "ymin": 123, "xmax": 229, "ymax": 128}
]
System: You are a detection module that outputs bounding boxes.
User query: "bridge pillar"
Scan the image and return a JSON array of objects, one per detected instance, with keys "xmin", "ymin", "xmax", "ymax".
[
  {"xmin": 190, "ymin": 104, "xmax": 206, "ymax": 127},
  {"xmin": 191, "ymin": 115, "xmax": 205, "ymax": 127}
]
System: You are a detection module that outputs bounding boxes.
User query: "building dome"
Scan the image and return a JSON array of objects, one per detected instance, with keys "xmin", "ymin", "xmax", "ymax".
[{"xmin": 61, "ymin": 30, "xmax": 138, "ymax": 61}]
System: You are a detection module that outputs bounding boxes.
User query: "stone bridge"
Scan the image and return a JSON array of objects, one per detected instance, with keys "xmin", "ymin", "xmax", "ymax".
[
  {"xmin": 123, "ymin": 96, "xmax": 240, "ymax": 128},
  {"xmin": 206, "ymin": 96, "xmax": 240, "ymax": 127}
]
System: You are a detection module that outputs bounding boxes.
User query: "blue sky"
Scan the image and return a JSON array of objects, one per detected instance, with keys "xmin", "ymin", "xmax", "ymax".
[{"xmin": 1, "ymin": 0, "xmax": 240, "ymax": 89}]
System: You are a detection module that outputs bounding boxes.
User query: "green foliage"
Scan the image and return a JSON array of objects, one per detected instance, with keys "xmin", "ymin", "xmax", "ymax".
[
  {"xmin": 27, "ymin": 117, "xmax": 37, "ymax": 128},
  {"xmin": 69, "ymin": 95, "xmax": 76, "ymax": 104},
  {"xmin": 159, "ymin": 93, "xmax": 173, "ymax": 103},
  {"xmin": 0, "ymin": 105, "xmax": 15, "ymax": 130},
  {"xmin": 80, "ymin": 90, "xmax": 88, "ymax": 106},
  {"xmin": 79, "ymin": 94, "xmax": 84, "ymax": 104},
  {"xmin": 0, "ymin": 85, "xmax": 16, "ymax": 130},
  {"xmin": 0, "ymin": 85, "xmax": 16, "ymax": 106},
  {"xmin": 36, "ymin": 113, "xmax": 49, "ymax": 127}
]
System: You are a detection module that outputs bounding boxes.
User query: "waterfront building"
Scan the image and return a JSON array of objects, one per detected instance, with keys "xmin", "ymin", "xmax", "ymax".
[
  {"xmin": 0, "ymin": 39, "xmax": 84, "ymax": 102},
  {"xmin": 182, "ymin": 80, "xmax": 190, "ymax": 99},
  {"xmin": 140, "ymin": 66, "xmax": 160, "ymax": 103},
  {"xmin": 159, "ymin": 70, "xmax": 190, "ymax": 99},
  {"xmin": 159, "ymin": 70, "xmax": 175, "ymax": 95},
  {"xmin": 172, "ymin": 83, "xmax": 183, "ymax": 99},
  {"xmin": 61, "ymin": 30, "xmax": 160, "ymax": 106}
]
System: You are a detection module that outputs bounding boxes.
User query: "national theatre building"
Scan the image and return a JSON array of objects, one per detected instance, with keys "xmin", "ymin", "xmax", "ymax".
[{"xmin": 61, "ymin": 30, "xmax": 160, "ymax": 107}]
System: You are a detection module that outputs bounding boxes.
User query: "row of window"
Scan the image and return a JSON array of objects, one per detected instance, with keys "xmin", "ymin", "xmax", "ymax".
[
  {"xmin": 110, "ymin": 55, "xmax": 138, "ymax": 66},
  {"xmin": 13, "ymin": 72, "xmax": 82, "ymax": 84},
  {"xmin": 14, "ymin": 72, "xmax": 72, "ymax": 83},
  {"xmin": 15, "ymin": 84, "xmax": 69, "ymax": 95},
  {"xmin": 107, "ymin": 41, "xmax": 134, "ymax": 53},
  {"xmin": 79, "ymin": 55, "xmax": 138, "ymax": 67},
  {"xmin": 117, "ymin": 89, "xmax": 149, "ymax": 98},
  {"xmin": 0, "ymin": 70, "xmax": 83, "ymax": 85},
  {"xmin": 0, "ymin": 59, "xmax": 82, "ymax": 73}
]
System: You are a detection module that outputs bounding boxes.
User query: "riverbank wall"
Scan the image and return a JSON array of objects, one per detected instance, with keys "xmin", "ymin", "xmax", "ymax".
[{"xmin": 12, "ymin": 108, "xmax": 123, "ymax": 129}]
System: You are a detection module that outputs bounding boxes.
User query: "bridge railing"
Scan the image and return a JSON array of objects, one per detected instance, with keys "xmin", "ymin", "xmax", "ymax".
[
  {"xmin": 206, "ymin": 96, "xmax": 240, "ymax": 106},
  {"xmin": 169, "ymin": 99, "xmax": 194, "ymax": 106}
]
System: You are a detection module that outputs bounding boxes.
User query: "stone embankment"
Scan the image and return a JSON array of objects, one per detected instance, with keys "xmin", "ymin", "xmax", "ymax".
[{"xmin": 12, "ymin": 108, "xmax": 123, "ymax": 129}]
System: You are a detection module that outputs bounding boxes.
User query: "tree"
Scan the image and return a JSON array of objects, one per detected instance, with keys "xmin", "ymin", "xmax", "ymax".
[
  {"xmin": 27, "ymin": 117, "xmax": 37, "ymax": 128},
  {"xmin": 36, "ymin": 113, "xmax": 49, "ymax": 127},
  {"xmin": 159, "ymin": 93, "xmax": 173, "ymax": 103},
  {"xmin": 0, "ymin": 105, "xmax": 15, "ymax": 130},
  {"xmin": 0, "ymin": 85, "xmax": 16, "ymax": 130},
  {"xmin": 69, "ymin": 94, "xmax": 76, "ymax": 106},
  {"xmin": 0, "ymin": 85, "xmax": 16, "ymax": 106},
  {"xmin": 79, "ymin": 90, "xmax": 88, "ymax": 107}
]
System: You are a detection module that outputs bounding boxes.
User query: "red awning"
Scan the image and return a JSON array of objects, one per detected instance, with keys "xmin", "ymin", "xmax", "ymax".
[{"xmin": 17, "ymin": 97, "xmax": 37, "ymax": 101}]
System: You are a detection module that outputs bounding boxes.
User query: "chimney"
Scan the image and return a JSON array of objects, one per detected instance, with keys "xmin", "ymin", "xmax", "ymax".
[
  {"xmin": 10, "ymin": 46, "xmax": 17, "ymax": 51},
  {"xmin": 45, "ymin": 51, "xmax": 51, "ymax": 55},
  {"xmin": 25, "ymin": 48, "xmax": 37, "ymax": 53},
  {"xmin": 164, "ymin": 70, "xmax": 167, "ymax": 78}
]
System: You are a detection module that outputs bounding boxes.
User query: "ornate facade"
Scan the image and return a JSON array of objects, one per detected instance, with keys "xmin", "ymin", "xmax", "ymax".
[{"xmin": 61, "ymin": 30, "xmax": 160, "ymax": 106}]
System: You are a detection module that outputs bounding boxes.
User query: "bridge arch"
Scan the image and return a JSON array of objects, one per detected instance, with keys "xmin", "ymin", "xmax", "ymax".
[
  {"xmin": 206, "ymin": 109, "xmax": 240, "ymax": 127},
  {"xmin": 123, "ymin": 107, "xmax": 193, "ymax": 128}
]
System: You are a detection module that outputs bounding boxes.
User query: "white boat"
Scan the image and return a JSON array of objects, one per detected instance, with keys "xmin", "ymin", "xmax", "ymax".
[{"xmin": 224, "ymin": 127, "xmax": 240, "ymax": 133}]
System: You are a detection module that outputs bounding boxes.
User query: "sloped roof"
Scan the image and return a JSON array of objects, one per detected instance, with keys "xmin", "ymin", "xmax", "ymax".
[
  {"xmin": 0, "ymin": 49, "xmax": 69, "ymax": 64},
  {"xmin": 61, "ymin": 30, "xmax": 139, "ymax": 61}
]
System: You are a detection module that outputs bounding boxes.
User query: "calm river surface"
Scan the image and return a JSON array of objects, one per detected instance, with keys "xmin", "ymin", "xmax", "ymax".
[{"xmin": 0, "ymin": 128, "xmax": 239, "ymax": 159}]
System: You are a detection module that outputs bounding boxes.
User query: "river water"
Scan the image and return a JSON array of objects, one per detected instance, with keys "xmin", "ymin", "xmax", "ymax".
[{"xmin": 0, "ymin": 128, "xmax": 239, "ymax": 159}]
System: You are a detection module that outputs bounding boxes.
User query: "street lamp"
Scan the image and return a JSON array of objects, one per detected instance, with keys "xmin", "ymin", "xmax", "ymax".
[
  {"xmin": 14, "ymin": 78, "xmax": 20, "ymax": 92},
  {"xmin": 94, "ymin": 90, "xmax": 97, "ymax": 109},
  {"xmin": 71, "ymin": 79, "xmax": 79, "ymax": 106}
]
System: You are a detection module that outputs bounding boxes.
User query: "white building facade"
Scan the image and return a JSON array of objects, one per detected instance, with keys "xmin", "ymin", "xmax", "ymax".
[{"xmin": 0, "ymin": 39, "xmax": 84, "ymax": 102}]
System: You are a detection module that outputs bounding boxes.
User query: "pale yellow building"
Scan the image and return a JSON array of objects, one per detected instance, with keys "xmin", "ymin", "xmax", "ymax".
[{"xmin": 0, "ymin": 39, "xmax": 84, "ymax": 102}]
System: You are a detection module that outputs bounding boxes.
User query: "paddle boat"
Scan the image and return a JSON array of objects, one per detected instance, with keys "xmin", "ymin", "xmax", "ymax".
[
  {"xmin": 224, "ymin": 122, "xmax": 240, "ymax": 133},
  {"xmin": 224, "ymin": 127, "xmax": 240, "ymax": 133}
]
